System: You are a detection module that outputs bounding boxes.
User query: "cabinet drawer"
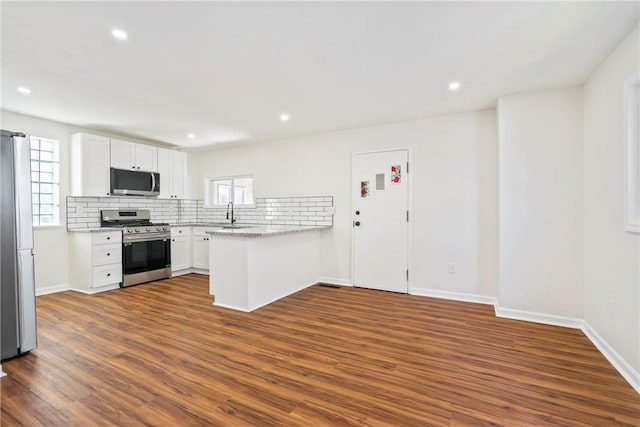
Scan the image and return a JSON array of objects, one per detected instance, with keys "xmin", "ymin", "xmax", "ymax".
[
  {"xmin": 93, "ymin": 264, "xmax": 122, "ymax": 287},
  {"xmin": 171, "ymin": 226, "xmax": 192, "ymax": 237},
  {"xmin": 92, "ymin": 243, "xmax": 122, "ymax": 266},
  {"xmin": 93, "ymin": 231, "xmax": 122, "ymax": 245}
]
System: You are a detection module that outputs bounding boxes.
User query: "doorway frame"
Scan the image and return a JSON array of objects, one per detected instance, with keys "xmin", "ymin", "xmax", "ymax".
[{"xmin": 350, "ymin": 147, "xmax": 413, "ymax": 293}]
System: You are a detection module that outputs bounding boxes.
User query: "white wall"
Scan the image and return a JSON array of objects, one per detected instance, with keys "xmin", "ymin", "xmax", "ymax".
[
  {"xmin": 497, "ymin": 88, "xmax": 584, "ymax": 318},
  {"xmin": 0, "ymin": 110, "xmax": 170, "ymax": 292},
  {"xmin": 583, "ymin": 24, "xmax": 639, "ymax": 373},
  {"xmin": 190, "ymin": 110, "xmax": 499, "ymax": 297}
]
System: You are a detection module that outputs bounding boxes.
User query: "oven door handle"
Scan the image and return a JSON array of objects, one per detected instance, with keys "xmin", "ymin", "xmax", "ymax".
[{"xmin": 123, "ymin": 235, "xmax": 170, "ymax": 244}]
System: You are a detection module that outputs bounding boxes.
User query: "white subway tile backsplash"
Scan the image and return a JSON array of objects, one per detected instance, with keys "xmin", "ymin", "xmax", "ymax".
[{"xmin": 66, "ymin": 195, "xmax": 333, "ymax": 229}]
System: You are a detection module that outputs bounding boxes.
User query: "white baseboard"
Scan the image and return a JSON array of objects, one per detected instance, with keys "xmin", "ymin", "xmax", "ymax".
[
  {"xmin": 410, "ymin": 287, "xmax": 497, "ymax": 306},
  {"xmin": 35, "ymin": 283, "xmax": 71, "ymax": 296},
  {"xmin": 494, "ymin": 306, "xmax": 584, "ymax": 329},
  {"xmin": 317, "ymin": 277, "xmax": 352, "ymax": 287},
  {"xmin": 213, "ymin": 302, "xmax": 250, "ymax": 312},
  {"xmin": 171, "ymin": 269, "xmax": 194, "ymax": 277},
  {"xmin": 72, "ymin": 284, "xmax": 120, "ymax": 295},
  {"xmin": 581, "ymin": 321, "xmax": 640, "ymax": 394}
]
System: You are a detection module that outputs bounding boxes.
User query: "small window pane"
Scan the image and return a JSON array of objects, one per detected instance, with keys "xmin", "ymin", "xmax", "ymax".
[
  {"xmin": 207, "ymin": 176, "xmax": 254, "ymax": 206},
  {"xmin": 39, "ymin": 140, "xmax": 53, "ymax": 152}
]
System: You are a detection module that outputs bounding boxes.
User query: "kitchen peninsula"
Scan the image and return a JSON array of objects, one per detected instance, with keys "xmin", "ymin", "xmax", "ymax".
[{"xmin": 207, "ymin": 225, "xmax": 330, "ymax": 312}]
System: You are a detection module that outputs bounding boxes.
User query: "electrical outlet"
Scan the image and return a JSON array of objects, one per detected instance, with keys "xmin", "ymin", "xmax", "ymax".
[
  {"xmin": 609, "ymin": 299, "xmax": 616, "ymax": 319},
  {"xmin": 448, "ymin": 263, "xmax": 456, "ymax": 274}
]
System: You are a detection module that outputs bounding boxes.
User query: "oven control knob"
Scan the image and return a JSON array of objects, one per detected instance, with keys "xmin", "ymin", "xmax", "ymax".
[
  {"xmin": 146, "ymin": 228, "xmax": 150, "ymax": 232},
  {"xmin": 135, "ymin": 229, "xmax": 140, "ymax": 233}
]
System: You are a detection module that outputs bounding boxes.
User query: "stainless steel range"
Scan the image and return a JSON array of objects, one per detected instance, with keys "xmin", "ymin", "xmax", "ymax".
[{"xmin": 101, "ymin": 210, "xmax": 171, "ymax": 287}]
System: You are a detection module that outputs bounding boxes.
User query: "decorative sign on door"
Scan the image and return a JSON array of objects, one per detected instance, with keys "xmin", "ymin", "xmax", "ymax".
[
  {"xmin": 361, "ymin": 180, "xmax": 370, "ymax": 198},
  {"xmin": 391, "ymin": 165, "xmax": 401, "ymax": 184}
]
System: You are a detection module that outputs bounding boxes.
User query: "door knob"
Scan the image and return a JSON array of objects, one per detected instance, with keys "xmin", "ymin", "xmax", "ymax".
[
  {"xmin": 354, "ymin": 221, "xmax": 361, "ymax": 227},
  {"xmin": 355, "ymin": 210, "xmax": 360, "ymax": 215}
]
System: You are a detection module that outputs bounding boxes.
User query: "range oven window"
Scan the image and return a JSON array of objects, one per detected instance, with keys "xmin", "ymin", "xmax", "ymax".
[{"xmin": 123, "ymin": 239, "xmax": 170, "ymax": 275}]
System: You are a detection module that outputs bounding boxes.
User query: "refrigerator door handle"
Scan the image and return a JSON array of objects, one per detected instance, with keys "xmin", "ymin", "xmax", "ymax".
[{"xmin": 16, "ymin": 249, "xmax": 37, "ymax": 353}]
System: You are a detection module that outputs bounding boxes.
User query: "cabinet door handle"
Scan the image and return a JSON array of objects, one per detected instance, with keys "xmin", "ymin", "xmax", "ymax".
[
  {"xmin": 107, "ymin": 253, "xmax": 111, "ymax": 256},
  {"xmin": 172, "ymin": 239, "xmax": 175, "ymax": 242},
  {"xmin": 107, "ymin": 273, "xmax": 111, "ymax": 277},
  {"xmin": 107, "ymin": 236, "xmax": 111, "ymax": 240},
  {"xmin": 137, "ymin": 166, "xmax": 141, "ymax": 169}
]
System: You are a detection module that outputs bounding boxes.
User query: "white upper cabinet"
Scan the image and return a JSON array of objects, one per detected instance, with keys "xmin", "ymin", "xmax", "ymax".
[
  {"xmin": 135, "ymin": 144, "xmax": 158, "ymax": 172},
  {"xmin": 172, "ymin": 151, "xmax": 187, "ymax": 198},
  {"xmin": 157, "ymin": 148, "xmax": 187, "ymax": 199},
  {"xmin": 70, "ymin": 133, "xmax": 111, "ymax": 197},
  {"xmin": 110, "ymin": 138, "xmax": 157, "ymax": 172}
]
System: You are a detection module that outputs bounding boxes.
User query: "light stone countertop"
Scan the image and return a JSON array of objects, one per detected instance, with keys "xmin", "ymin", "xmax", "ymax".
[
  {"xmin": 67, "ymin": 227, "xmax": 122, "ymax": 233},
  {"xmin": 205, "ymin": 225, "xmax": 331, "ymax": 237}
]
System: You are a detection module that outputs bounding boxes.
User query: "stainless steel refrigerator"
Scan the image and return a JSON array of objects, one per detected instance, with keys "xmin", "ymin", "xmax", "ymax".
[{"xmin": 1, "ymin": 129, "xmax": 37, "ymax": 360}]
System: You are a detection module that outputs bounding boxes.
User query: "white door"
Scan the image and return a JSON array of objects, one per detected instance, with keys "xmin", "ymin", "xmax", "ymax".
[{"xmin": 352, "ymin": 149, "xmax": 409, "ymax": 293}]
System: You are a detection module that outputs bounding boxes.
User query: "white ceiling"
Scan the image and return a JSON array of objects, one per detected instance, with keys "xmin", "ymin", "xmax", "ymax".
[{"xmin": 1, "ymin": 2, "xmax": 638, "ymax": 149}]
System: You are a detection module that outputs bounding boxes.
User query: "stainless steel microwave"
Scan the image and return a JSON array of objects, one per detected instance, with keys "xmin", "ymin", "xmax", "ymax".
[{"xmin": 110, "ymin": 168, "xmax": 160, "ymax": 196}]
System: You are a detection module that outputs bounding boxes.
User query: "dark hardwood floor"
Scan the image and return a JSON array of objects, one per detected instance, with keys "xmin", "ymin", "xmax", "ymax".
[{"xmin": 1, "ymin": 274, "xmax": 638, "ymax": 426}]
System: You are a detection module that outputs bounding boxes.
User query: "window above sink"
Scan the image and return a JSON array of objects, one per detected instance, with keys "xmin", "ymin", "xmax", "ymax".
[{"xmin": 204, "ymin": 174, "xmax": 255, "ymax": 208}]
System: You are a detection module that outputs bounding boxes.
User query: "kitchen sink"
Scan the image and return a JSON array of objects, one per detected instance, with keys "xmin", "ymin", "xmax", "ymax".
[{"xmin": 209, "ymin": 223, "xmax": 254, "ymax": 229}]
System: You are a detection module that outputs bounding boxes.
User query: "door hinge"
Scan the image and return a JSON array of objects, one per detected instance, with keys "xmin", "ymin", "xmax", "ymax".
[
  {"xmin": 406, "ymin": 269, "xmax": 409, "ymax": 281},
  {"xmin": 407, "ymin": 210, "xmax": 409, "ymax": 222}
]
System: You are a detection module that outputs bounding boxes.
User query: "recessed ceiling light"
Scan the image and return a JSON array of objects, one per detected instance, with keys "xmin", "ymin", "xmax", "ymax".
[
  {"xmin": 187, "ymin": 133, "xmax": 195, "ymax": 139},
  {"xmin": 17, "ymin": 87, "xmax": 31, "ymax": 94},
  {"xmin": 111, "ymin": 29, "xmax": 128, "ymax": 40},
  {"xmin": 280, "ymin": 113, "xmax": 290, "ymax": 122},
  {"xmin": 449, "ymin": 81, "xmax": 461, "ymax": 91}
]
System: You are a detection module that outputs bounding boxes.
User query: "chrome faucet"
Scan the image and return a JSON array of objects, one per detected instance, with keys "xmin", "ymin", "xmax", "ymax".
[{"xmin": 226, "ymin": 201, "xmax": 236, "ymax": 224}]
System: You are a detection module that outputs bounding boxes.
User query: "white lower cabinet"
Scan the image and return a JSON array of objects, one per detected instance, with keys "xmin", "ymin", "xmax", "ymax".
[
  {"xmin": 70, "ymin": 231, "xmax": 122, "ymax": 293},
  {"xmin": 192, "ymin": 227, "xmax": 210, "ymax": 271},
  {"xmin": 171, "ymin": 226, "xmax": 214, "ymax": 275},
  {"xmin": 171, "ymin": 227, "xmax": 192, "ymax": 274}
]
